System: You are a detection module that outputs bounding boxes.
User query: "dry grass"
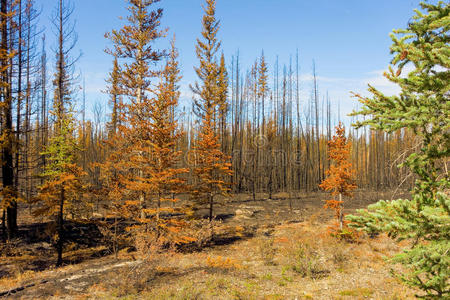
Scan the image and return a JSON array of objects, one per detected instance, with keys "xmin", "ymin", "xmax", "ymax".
[
  {"xmin": 2, "ymin": 197, "xmax": 417, "ymax": 299},
  {"xmin": 80, "ymin": 219, "xmax": 417, "ymax": 299},
  {"xmin": 205, "ymin": 256, "xmax": 243, "ymax": 271},
  {"xmin": 3, "ymin": 229, "xmax": 416, "ymax": 299},
  {"xmin": 256, "ymin": 237, "xmax": 276, "ymax": 265}
]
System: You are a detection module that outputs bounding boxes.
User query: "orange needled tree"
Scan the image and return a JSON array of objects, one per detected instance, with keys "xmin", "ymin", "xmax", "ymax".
[
  {"xmin": 104, "ymin": 0, "xmax": 166, "ymax": 224},
  {"xmin": 104, "ymin": 0, "xmax": 191, "ymax": 251},
  {"xmin": 319, "ymin": 122, "xmax": 356, "ymax": 234},
  {"xmin": 143, "ymin": 38, "xmax": 190, "ymax": 245},
  {"xmin": 190, "ymin": 0, "xmax": 232, "ymax": 222}
]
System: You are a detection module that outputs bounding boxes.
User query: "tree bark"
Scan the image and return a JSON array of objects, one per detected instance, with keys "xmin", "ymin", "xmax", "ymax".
[
  {"xmin": 2, "ymin": 0, "xmax": 17, "ymax": 239},
  {"xmin": 209, "ymin": 193, "xmax": 213, "ymax": 222},
  {"xmin": 56, "ymin": 186, "xmax": 65, "ymax": 266},
  {"xmin": 339, "ymin": 193, "xmax": 343, "ymax": 230}
]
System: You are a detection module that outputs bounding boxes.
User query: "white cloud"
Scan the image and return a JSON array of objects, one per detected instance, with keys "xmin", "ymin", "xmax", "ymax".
[{"xmin": 364, "ymin": 72, "xmax": 400, "ymax": 96}]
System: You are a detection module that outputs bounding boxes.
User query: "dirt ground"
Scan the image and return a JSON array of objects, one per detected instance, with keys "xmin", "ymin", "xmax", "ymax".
[{"xmin": 0, "ymin": 190, "xmax": 415, "ymax": 299}]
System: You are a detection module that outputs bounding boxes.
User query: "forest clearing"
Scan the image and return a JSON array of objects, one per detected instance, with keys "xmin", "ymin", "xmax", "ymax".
[
  {"xmin": 1, "ymin": 191, "xmax": 417, "ymax": 299},
  {"xmin": 0, "ymin": 0, "xmax": 448, "ymax": 299}
]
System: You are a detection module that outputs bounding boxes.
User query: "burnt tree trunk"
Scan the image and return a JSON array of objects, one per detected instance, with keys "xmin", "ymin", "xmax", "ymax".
[
  {"xmin": 1, "ymin": 0, "xmax": 17, "ymax": 239},
  {"xmin": 56, "ymin": 186, "xmax": 65, "ymax": 266}
]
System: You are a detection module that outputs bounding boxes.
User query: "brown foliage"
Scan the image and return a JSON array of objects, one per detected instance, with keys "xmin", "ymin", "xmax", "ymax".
[
  {"xmin": 319, "ymin": 122, "xmax": 357, "ymax": 237},
  {"xmin": 101, "ymin": 1, "xmax": 192, "ymax": 254}
]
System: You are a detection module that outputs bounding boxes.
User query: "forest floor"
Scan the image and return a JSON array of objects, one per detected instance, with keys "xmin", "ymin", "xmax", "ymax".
[{"xmin": 0, "ymin": 190, "xmax": 417, "ymax": 299}]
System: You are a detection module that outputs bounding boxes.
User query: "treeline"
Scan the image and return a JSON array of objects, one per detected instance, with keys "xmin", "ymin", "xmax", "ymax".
[
  {"xmin": 0, "ymin": 0, "xmax": 45, "ymax": 240},
  {"xmin": 0, "ymin": 0, "xmax": 416, "ymax": 257},
  {"xmin": 212, "ymin": 53, "xmax": 416, "ymax": 197}
]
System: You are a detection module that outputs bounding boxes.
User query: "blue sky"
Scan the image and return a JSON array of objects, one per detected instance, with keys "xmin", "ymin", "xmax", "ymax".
[{"xmin": 39, "ymin": 0, "xmax": 424, "ymax": 123}]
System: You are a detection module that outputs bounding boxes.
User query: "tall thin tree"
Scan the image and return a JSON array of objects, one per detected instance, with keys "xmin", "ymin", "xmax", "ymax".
[{"xmin": 190, "ymin": 0, "xmax": 231, "ymax": 222}]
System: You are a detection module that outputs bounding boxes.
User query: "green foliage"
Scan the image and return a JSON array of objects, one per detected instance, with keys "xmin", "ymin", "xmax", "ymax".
[
  {"xmin": 37, "ymin": 103, "xmax": 85, "ymax": 218},
  {"xmin": 289, "ymin": 243, "xmax": 329, "ymax": 279},
  {"xmin": 348, "ymin": 2, "xmax": 449, "ymax": 298},
  {"xmin": 42, "ymin": 111, "xmax": 76, "ymax": 179}
]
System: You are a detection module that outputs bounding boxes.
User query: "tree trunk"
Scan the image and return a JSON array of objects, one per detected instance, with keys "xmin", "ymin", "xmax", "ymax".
[
  {"xmin": 15, "ymin": 0, "xmax": 22, "ymax": 214},
  {"xmin": 2, "ymin": 0, "xmax": 17, "ymax": 239},
  {"xmin": 339, "ymin": 193, "xmax": 343, "ymax": 230},
  {"xmin": 56, "ymin": 186, "xmax": 64, "ymax": 267},
  {"xmin": 209, "ymin": 193, "xmax": 213, "ymax": 222},
  {"xmin": 114, "ymin": 215, "xmax": 118, "ymax": 260},
  {"xmin": 2, "ymin": 210, "xmax": 5, "ymax": 242},
  {"xmin": 156, "ymin": 192, "xmax": 161, "ymax": 238},
  {"xmin": 140, "ymin": 195, "xmax": 146, "ymax": 219}
]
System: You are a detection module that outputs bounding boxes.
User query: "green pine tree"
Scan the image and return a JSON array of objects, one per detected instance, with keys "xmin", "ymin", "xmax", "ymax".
[
  {"xmin": 35, "ymin": 0, "xmax": 86, "ymax": 267},
  {"xmin": 348, "ymin": 2, "xmax": 449, "ymax": 298},
  {"xmin": 36, "ymin": 93, "xmax": 86, "ymax": 267}
]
